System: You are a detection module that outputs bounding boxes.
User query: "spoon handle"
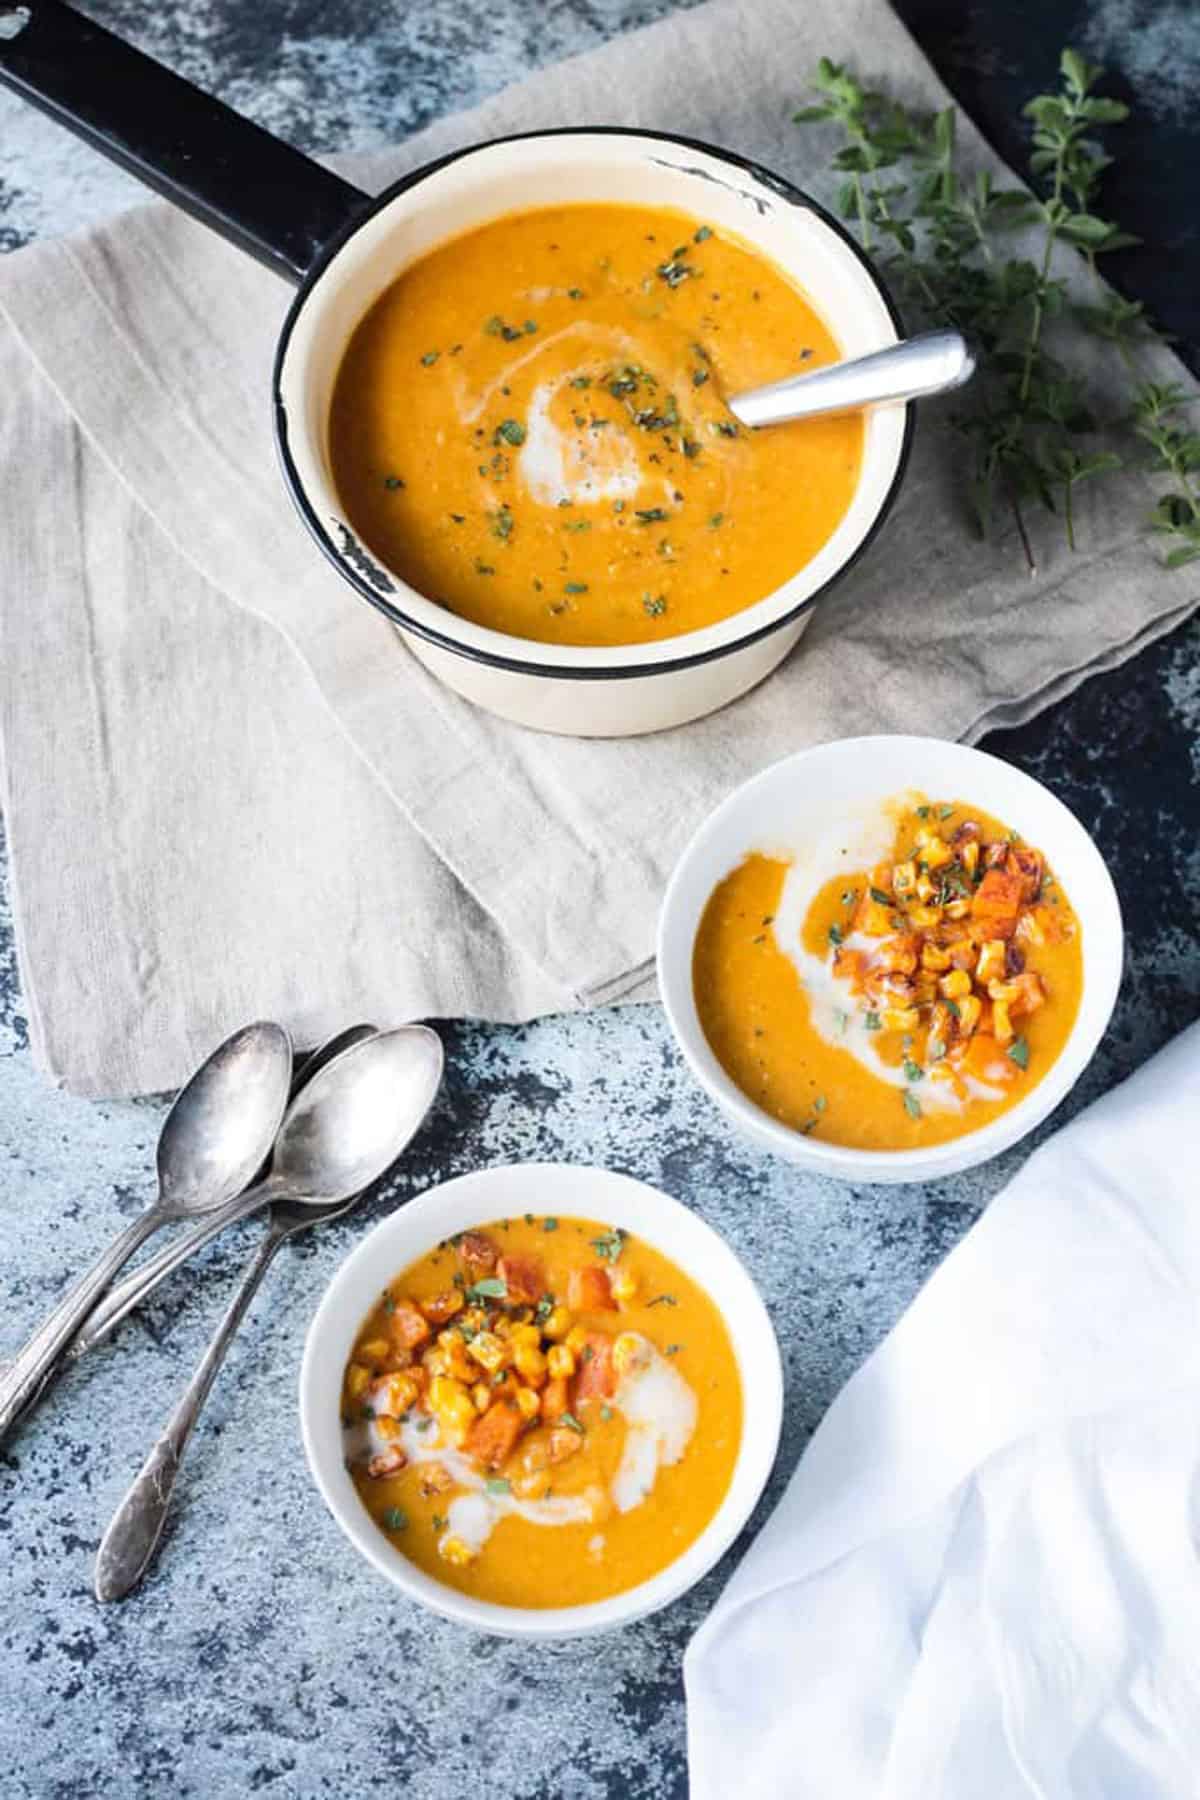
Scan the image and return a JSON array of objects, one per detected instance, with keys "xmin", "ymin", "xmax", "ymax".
[
  {"xmin": 69, "ymin": 1179, "xmax": 275, "ymax": 1360},
  {"xmin": 727, "ymin": 329, "xmax": 976, "ymax": 428},
  {"xmin": 0, "ymin": 1210, "xmax": 162, "ymax": 1446},
  {"xmin": 94, "ymin": 1221, "xmax": 287, "ymax": 1602}
]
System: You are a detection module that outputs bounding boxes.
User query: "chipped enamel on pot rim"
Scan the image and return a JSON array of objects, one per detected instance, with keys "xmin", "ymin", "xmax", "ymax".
[
  {"xmin": 299, "ymin": 1162, "xmax": 783, "ymax": 1639},
  {"xmin": 273, "ymin": 130, "xmax": 911, "ymax": 730},
  {"xmin": 657, "ymin": 736, "xmax": 1125, "ymax": 1184}
]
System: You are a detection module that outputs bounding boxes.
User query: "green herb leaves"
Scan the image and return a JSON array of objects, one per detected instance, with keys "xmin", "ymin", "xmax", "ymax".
[
  {"xmin": 590, "ymin": 1227, "xmax": 626, "ymax": 1265},
  {"xmin": 1007, "ymin": 1035, "xmax": 1031, "ymax": 1069},
  {"xmin": 381, "ymin": 1507, "xmax": 409, "ymax": 1532},
  {"xmin": 493, "ymin": 418, "xmax": 526, "ymax": 447},
  {"xmin": 466, "ymin": 1277, "xmax": 508, "ymax": 1302},
  {"xmin": 794, "ymin": 48, "xmax": 1180, "ymax": 573}
]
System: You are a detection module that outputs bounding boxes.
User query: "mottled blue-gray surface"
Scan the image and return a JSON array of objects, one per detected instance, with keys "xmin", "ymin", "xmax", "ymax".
[{"xmin": 1, "ymin": 4, "xmax": 1198, "ymax": 1798}]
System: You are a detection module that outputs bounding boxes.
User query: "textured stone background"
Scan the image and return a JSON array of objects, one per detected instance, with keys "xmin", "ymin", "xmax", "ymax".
[{"xmin": 1, "ymin": 3, "xmax": 1198, "ymax": 1796}]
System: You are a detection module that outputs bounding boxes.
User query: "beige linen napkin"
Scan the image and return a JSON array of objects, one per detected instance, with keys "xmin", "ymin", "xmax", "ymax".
[{"xmin": 0, "ymin": 0, "xmax": 1195, "ymax": 1097}]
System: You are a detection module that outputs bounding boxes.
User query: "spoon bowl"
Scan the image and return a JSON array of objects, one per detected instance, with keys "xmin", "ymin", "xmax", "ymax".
[
  {"xmin": 271, "ymin": 1025, "xmax": 444, "ymax": 1203},
  {"xmin": 156, "ymin": 1020, "xmax": 295, "ymax": 1215},
  {"xmin": 728, "ymin": 328, "xmax": 976, "ymax": 429}
]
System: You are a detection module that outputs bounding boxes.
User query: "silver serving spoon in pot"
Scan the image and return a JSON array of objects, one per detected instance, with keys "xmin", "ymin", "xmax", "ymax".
[
  {"xmin": 0, "ymin": 1021, "xmax": 293, "ymax": 1449},
  {"xmin": 726, "ymin": 328, "xmax": 975, "ymax": 429},
  {"xmin": 69, "ymin": 1024, "xmax": 380, "ymax": 1359},
  {"xmin": 93, "ymin": 1024, "xmax": 444, "ymax": 1603}
]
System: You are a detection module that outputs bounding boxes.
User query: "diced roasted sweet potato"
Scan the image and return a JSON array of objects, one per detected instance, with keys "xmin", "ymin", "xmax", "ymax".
[
  {"xmin": 541, "ymin": 1376, "xmax": 570, "ymax": 1421},
  {"xmin": 1006, "ymin": 845, "xmax": 1044, "ymax": 902},
  {"xmin": 574, "ymin": 1332, "xmax": 617, "ymax": 1401},
  {"xmin": 418, "ymin": 1462, "xmax": 454, "ymax": 1499},
  {"xmin": 457, "ymin": 1230, "xmax": 498, "ymax": 1274},
  {"xmin": 852, "ymin": 893, "xmax": 894, "ymax": 937},
  {"xmin": 420, "ymin": 1289, "xmax": 465, "ymax": 1326},
  {"xmin": 497, "ymin": 1253, "xmax": 545, "ymax": 1305},
  {"xmin": 389, "ymin": 1299, "xmax": 431, "ymax": 1351},
  {"xmin": 970, "ymin": 868, "xmax": 1025, "ymax": 940},
  {"xmin": 365, "ymin": 1446, "xmax": 406, "ymax": 1479},
  {"xmin": 567, "ymin": 1266, "xmax": 617, "ymax": 1312},
  {"xmin": 546, "ymin": 1428, "xmax": 583, "ymax": 1465},
  {"xmin": 466, "ymin": 1400, "xmax": 525, "ymax": 1470}
]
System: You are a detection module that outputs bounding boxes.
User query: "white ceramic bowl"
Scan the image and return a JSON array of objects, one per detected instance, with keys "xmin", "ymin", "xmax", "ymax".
[
  {"xmin": 658, "ymin": 735, "xmax": 1124, "ymax": 1184},
  {"xmin": 299, "ymin": 1161, "xmax": 783, "ymax": 1637},
  {"xmin": 275, "ymin": 129, "xmax": 912, "ymax": 736}
]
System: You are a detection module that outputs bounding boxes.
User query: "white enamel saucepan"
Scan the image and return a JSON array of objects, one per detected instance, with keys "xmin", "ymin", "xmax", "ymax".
[{"xmin": 0, "ymin": 1, "xmax": 915, "ymax": 737}]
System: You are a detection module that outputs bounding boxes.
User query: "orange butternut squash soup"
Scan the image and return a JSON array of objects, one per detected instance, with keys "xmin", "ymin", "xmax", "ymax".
[
  {"xmin": 328, "ymin": 203, "xmax": 862, "ymax": 647},
  {"xmin": 693, "ymin": 796, "xmax": 1084, "ymax": 1150},
  {"xmin": 342, "ymin": 1215, "xmax": 742, "ymax": 1607}
]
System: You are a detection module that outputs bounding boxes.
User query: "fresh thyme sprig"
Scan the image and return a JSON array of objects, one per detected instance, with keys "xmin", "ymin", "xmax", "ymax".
[{"xmin": 795, "ymin": 49, "xmax": 1198, "ymax": 571}]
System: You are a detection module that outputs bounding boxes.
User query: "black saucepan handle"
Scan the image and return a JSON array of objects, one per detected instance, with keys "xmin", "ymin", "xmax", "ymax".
[{"xmin": 0, "ymin": 0, "xmax": 372, "ymax": 283}]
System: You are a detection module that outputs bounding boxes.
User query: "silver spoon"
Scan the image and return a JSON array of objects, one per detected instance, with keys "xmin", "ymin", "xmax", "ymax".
[
  {"xmin": 727, "ymin": 328, "xmax": 975, "ymax": 429},
  {"xmin": 69, "ymin": 1024, "xmax": 380, "ymax": 1359},
  {"xmin": 0, "ymin": 1021, "xmax": 293, "ymax": 1447},
  {"xmin": 93, "ymin": 1023, "xmax": 444, "ymax": 1603}
]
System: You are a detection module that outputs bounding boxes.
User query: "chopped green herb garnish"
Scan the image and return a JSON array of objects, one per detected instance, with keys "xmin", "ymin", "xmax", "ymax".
[
  {"xmin": 612, "ymin": 500, "xmax": 625, "ymax": 514},
  {"xmin": 870, "ymin": 886, "xmax": 892, "ymax": 906},
  {"xmin": 828, "ymin": 923, "xmax": 844, "ymax": 946},
  {"xmin": 563, "ymin": 519, "xmax": 592, "ymax": 533},
  {"xmin": 590, "ymin": 1227, "xmax": 626, "ymax": 1265},
  {"xmin": 492, "ymin": 506, "xmax": 514, "ymax": 541},
  {"xmin": 474, "ymin": 559, "xmax": 496, "ymax": 577},
  {"xmin": 915, "ymin": 805, "xmax": 931, "ymax": 820},
  {"xmin": 542, "ymin": 1217, "xmax": 559, "ymax": 1232},
  {"xmin": 903, "ymin": 1058, "xmax": 924, "ymax": 1082},
  {"xmin": 692, "ymin": 367, "xmax": 709, "ymax": 387},
  {"xmin": 563, "ymin": 581, "xmax": 588, "ymax": 595},
  {"xmin": 485, "ymin": 1477, "xmax": 512, "ymax": 1496},
  {"xmin": 944, "ymin": 998, "xmax": 962, "ymax": 1019},
  {"xmin": 467, "ymin": 1277, "xmax": 508, "ymax": 1301},
  {"xmin": 1007, "ymin": 1036, "xmax": 1031, "ymax": 1069},
  {"xmin": 383, "ymin": 474, "xmax": 405, "ymax": 491},
  {"xmin": 713, "ymin": 419, "xmax": 738, "ymax": 438},
  {"xmin": 599, "ymin": 1406, "xmax": 614, "ymax": 1423},
  {"xmin": 864, "ymin": 1010, "xmax": 882, "ymax": 1031},
  {"xmin": 432, "ymin": 1512, "xmax": 448, "ymax": 1532},
  {"xmin": 814, "ymin": 1095, "xmax": 828, "ymax": 1112},
  {"xmin": 694, "ymin": 224, "xmax": 713, "ymax": 243},
  {"xmin": 381, "ymin": 1508, "xmax": 409, "ymax": 1532},
  {"xmin": 643, "ymin": 594, "xmax": 667, "ymax": 617},
  {"xmin": 524, "ymin": 319, "xmax": 538, "ymax": 334},
  {"xmin": 450, "ymin": 512, "xmax": 465, "ymax": 524},
  {"xmin": 665, "ymin": 1344, "xmax": 683, "ymax": 1356},
  {"xmin": 420, "ymin": 350, "xmax": 440, "ymax": 366},
  {"xmin": 903, "ymin": 1090, "xmax": 922, "ymax": 1119},
  {"xmin": 535, "ymin": 1295, "xmax": 554, "ymax": 1323},
  {"xmin": 708, "ymin": 512, "xmax": 724, "ymax": 528},
  {"xmin": 928, "ymin": 1036, "xmax": 947, "ymax": 1062},
  {"xmin": 570, "ymin": 374, "xmax": 592, "ymax": 389},
  {"xmin": 647, "ymin": 1293, "xmax": 678, "ymax": 1307},
  {"xmin": 567, "ymin": 287, "xmax": 584, "ymax": 300},
  {"xmin": 493, "ymin": 418, "xmax": 526, "ymax": 447},
  {"xmin": 559, "ymin": 1412, "xmax": 585, "ymax": 1435},
  {"xmin": 938, "ymin": 805, "xmax": 956, "ymax": 820}
]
